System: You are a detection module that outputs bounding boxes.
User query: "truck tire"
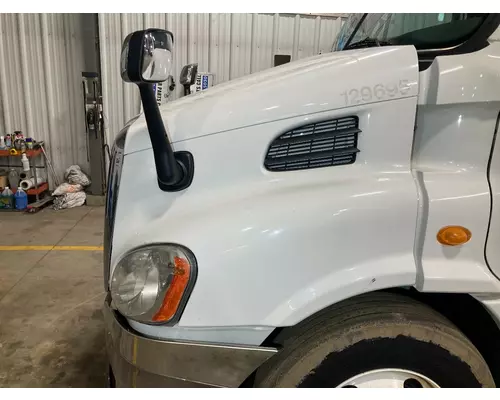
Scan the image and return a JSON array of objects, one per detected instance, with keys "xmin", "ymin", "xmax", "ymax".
[{"xmin": 254, "ymin": 292, "xmax": 495, "ymax": 388}]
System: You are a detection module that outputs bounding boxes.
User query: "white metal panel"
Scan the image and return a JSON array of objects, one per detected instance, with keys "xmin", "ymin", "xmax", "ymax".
[
  {"xmin": 297, "ymin": 16, "xmax": 317, "ymax": 59},
  {"xmin": 188, "ymin": 14, "xmax": 210, "ymax": 72},
  {"xmin": 252, "ymin": 14, "xmax": 274, "ymax": 73},
  {"xmin": 318, "ymin": 17, "xmax": 343, "ymax": 54},
  {"xmin": 167, "ymin": 13, "xmax": 189, "ymax": 99},
  {"xmin": 414, "ymin": 43, "xmax": 500, "ymax": 293},
  {"xmin": 99, "ymin": 13, "xmax": 346, "ymax": 145},
  {"xmin": 276, "ymin": 14, "xmax": 294, "ymax": 60},
  {"xmin": 0, "ymin": 13, "xmax": 88, "ymax": 186},
  {"xmin": 209, "ymin": 14, "xmax": 231, "ymax": 82},
  {"xmin": 230, "ymin": 14, "xmax": 252, "ymax": 80},
  {"xmin": 110, "ymin": 46, "xmax": 420, "ymax": 331}
]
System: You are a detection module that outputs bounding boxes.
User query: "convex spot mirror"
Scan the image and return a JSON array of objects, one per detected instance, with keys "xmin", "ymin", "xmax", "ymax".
[{"xmin": 121, "ymin": 29, "xmax": 173, "ymax": 84}]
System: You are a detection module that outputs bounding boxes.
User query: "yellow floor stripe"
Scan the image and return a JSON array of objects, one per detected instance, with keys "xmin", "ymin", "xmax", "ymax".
[{"xmin": 0, "ymin": 245, "xmax": 103, "ymax": 251}]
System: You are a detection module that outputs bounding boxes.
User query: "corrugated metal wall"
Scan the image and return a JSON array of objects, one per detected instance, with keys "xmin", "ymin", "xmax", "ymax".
[
  {"xmin": 99, "ymin": 13, "xmax": 346, "ymax": 145},
  {"xmin": 0, "ymin": 13, "xmax": 88, "ymax": 186}
]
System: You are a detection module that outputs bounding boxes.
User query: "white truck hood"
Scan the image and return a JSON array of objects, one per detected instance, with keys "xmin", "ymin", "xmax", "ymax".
[{"xmin": 124, "ymin": 46, "xmax": 418, "ymax": 154}]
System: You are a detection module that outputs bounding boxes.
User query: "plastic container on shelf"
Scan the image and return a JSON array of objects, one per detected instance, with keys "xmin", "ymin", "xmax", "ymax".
[
  {"xmin": 8, "ymin": 169, "xmax": 19, "ymax": 190},
  {"xmin": 0, "ymin": 186, "xmax": 14, "ymax": 209},
  {"xmin": 21, "ymin": 153, "xmax": 30, "ymax": 171},
  {"xmin": 14, "ymin": 187, "xmax": 28, "ymax": 210}
]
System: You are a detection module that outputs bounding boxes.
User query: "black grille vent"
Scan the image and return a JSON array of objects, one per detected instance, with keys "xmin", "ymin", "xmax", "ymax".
[{"xmin": 264, "ymin": 116, "xmax": 361, "ymax": 172}]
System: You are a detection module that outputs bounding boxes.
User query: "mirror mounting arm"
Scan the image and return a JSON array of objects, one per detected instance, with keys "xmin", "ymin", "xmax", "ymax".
[{"xmin": 138, "ymin": 83, "xmax": 194, "ymax": 192}]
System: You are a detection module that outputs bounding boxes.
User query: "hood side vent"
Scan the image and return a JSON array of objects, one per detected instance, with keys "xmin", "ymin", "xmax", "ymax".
[{"xmin": 264, "ymin": 116, "xmax": 361, "ymax": 172}]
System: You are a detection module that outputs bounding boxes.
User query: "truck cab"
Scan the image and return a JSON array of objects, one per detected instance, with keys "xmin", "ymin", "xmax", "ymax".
[{"xmin": 104, "ymin": 13, "xmax": 500, "ymax": 388}]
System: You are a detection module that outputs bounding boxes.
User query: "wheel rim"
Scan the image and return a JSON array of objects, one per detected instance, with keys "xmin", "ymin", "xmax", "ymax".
[{"xmin": 337, "ymin": 368, "xmax": 440, "ymax": 388}]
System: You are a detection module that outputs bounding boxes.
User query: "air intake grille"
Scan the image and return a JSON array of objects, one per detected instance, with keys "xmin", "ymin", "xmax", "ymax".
[{"xmin": 264, "ymin": 116, "xmax": 361, "ymax": 172}]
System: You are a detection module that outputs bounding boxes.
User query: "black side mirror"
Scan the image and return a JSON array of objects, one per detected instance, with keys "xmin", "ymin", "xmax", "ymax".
[
  {"xmin": 120, "ymin": 29, "xmax": 194, "ymax": 192},
  {"xmin": 179, "ymin": 63, "xmax": 198, "ymax": 95},
  {"xmin": 121, "ymin": 29, "xmax": 173, "ymax": 84}
]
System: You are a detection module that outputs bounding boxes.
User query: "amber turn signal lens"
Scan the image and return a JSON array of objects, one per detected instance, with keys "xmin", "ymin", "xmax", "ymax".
[
  {"xmin": 152, "ymin": 256, "xmax": 191, "ymax": 322},
  {"xmin": 437, "ymin": 226, "xmax": 471, "ymax": 246}
]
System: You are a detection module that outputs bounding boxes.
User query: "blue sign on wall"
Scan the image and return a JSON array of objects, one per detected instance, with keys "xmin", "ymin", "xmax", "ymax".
[{"xmin": 202, "ymin": 76, "xmax": 209, "ymax": 90}]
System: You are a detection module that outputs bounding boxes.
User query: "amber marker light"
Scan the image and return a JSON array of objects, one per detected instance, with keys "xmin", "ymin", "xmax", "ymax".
[
  {"xmin": 152, "ymin": 256, "xmax": 192, "ymax": 322},
  {"xmin": 437, "ymin": 226, "xmax": 471, "ymax": 246}
]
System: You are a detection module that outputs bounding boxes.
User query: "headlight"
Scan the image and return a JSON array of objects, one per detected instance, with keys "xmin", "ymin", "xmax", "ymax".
[{"xmin": 110, "ymin": 244, "xmax": 197, "ymax": 324}]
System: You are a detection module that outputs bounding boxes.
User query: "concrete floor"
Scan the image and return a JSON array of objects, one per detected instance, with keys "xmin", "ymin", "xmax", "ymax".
[{"xmin": 0, "ymin": 206, "xmax": 106, "ymax": 387}]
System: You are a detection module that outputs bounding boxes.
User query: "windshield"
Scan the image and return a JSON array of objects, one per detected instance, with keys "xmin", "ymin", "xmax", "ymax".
[{"xmin": 333, "ymin": 13, "xmax": 488, "ymax": 52}]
